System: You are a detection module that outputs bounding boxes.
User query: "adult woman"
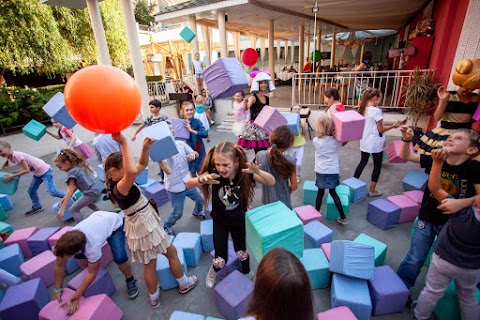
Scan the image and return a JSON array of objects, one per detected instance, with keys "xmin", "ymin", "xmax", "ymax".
[{"xmin": 353, "ymin": 51, "xmax": 373, "ymax": 98}]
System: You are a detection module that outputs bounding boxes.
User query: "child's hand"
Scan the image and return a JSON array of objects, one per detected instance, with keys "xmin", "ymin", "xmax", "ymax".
[
  {"xmin": 56, "ymin": 208, "xmax": 64, "ymax": 220},
  {"xmin": 131, "ymin": 135, "xmax": 136, "ymax": 141},
  {"xmin": 187, "ymin": 152, "xmax": 198, "ymax": 161},
  {"xmin": 437, "ymin": 198, "xmax": 465, "ymax": 215},
  {"xmin": 242, "ymin": 162, "xmax": 262, "ymax": 175},
  {"xmin": 112, "ymin": 133, "xmax": 126, "ymax": 143},
  {"xmin": 184, "ymin": 120, "xmax": 194, "ymax": 133},
  {"xmin": 393, "ymin": 120, "xmax": 402, "ymax": 128},
  {"xmin": 399, "ymin": 125, "xmax": 414, "ymax": 141},
  {"xmin": 198, "ymin": 173, "xmax": 220, "ymax": 185},
  {"xmin": 437, "ymin": 86, "xmax": 450, "ymax": 101},
  {"xmin": 2, "ymin": 175, "xmax": 13, "ymax": 183},
  {"xmin": 142, "ymin": 137, "xmax": 156, "ymax": 150},
  {"xmin": 431, "ymin": 149, "xmax": 449, "ymax": 163}
]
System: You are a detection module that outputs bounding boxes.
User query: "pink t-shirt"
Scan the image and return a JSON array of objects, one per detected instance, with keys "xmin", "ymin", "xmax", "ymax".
[
  {"xmin": 11, "ymin": 151, "xmax": 50, "ymax": 177},
  {"xmin": 233, "ymin": 101, "xmax": 248, "ymax": 122}
]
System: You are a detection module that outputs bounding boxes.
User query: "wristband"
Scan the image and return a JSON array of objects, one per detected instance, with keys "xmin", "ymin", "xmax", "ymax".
[
  {"xmin": 53, "ymin": 287, "xmax": 63, "ymax": 293},
  {"xmin": 402, "ymin": 137, "xmax": 412, "ymax": 143}
]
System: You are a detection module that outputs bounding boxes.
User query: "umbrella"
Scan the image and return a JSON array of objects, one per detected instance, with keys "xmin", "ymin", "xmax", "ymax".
[{"xmin": 323, "ymin": 29, "xmax": 397, "ymax": 41}]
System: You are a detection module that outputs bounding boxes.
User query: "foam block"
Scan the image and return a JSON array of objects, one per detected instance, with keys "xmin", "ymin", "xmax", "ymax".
[
  {"xmin": 385, "ymin": 140, "xmax": 414, "ymax": 163},
  {"xmin": 0, "ymin": 206, "xmax": 7, "ymax": 221},
  {"xmin": 22, "ymin": 119, "xmax": 46, "ymax": 141},
  {"xmin": 332, "ymin": 110, "xmax": 365, "ymax": 142},
  {"xmin": 0, "ymin": 221, "xmax": 13, "ymax": 234},
  {"xmin": 171, "ymin": 118, "xmax": 190, "ymax": 140},
  {"xmin": 170, "ymin": 311, "xmax": 205, "ymax": 320},
  {"xmin": 145, "ymin": 182, "xmax": 170, "ymax": 207},
  {"xmin": 0, "ymin": 194, "xmax": 13, "ymax": 211},
  {"xmin": 141, "ymin": 120, "xmax": 179, "ymax": 162},
  {"xmin": 473, "ymin": 103, "xmax": 480, "ymax": 121},
  {"xmin": 335, "ymin": 185, "xmax": 351, "ymax": 198},
  {"xmin": 138, "ymin": 178, "xmax": 156, "ymax": 194},
  {"xmin": 282, "ymin": 112, "xmax": 300, "ymax": 135},
  {"xmin": 210, "ymin": 240, "xmax": 242, "ymax": 281},
  {"xmin": 76, "ymin": 242, "xmax": 113, "ymax": 269},
  {"xmin": 200, "ymin": 219, "xmax": 214, "ymax": 252},
  {"xmin": 254, "ymin": 105, "xmax": 288, "ymax": 135},
  {"xmin": 321, "ymin": 243, "xmax": 331, "ymax": 261},
  {"xmin": 304, "ymin": 220, "xmax": 333, "ymax": 248},
  {"xmin": 205, "ymin": 317, "xmax": 223, "ymax": 320},
  {"xmin": 341, "ymin": 178, "xmax": 367, "ymax": 203},
  {"xmin": 294, "ymin": 205, "xmax": 322, "ymax": 224},
  {"xmin": 0, "ymin": 278, "xmax": 49, "ymax": 320},
  {"xmin": 329, "ymin": 240, "xmax": 375, "ymax": 280},
  {"xmin": 403, "ymin": 190, "xmax": 424, "ymax": 205},
  {"xmin": 317, "ymin": 306, "xmax": 358, "ymax": 320},
  {"xmin": 300, "ymin": 248, "xmax": 330, "ymax": 289},
  {"xmin": 42, "ymin": 92, "xmax": 77, "ymax": 128},
  {"xmin": 135, "ymin": 167, "xmax": 149, "ymax": 185},
  {"xmin": 433, "ymin": 280, "xmax": 480, "ymax": 320},
  {"xmin": 0, "ymin": 268, "xmax": 21, "ymax": 287},
  {"xmin": 326, "ymin": 193, "xmax": 350, "ymax": 220},
  {"xmin": 0, "ymin": 173, "xmax": 19, "ymax": 195},
  {"xmin": 47, "ymin": 226, "xmax": 72, "ymax": 248},
  {"xmin": 368, "ymin": 265, "xmax": 409, "ymax": 315},
  {"xmin": 172, "ymin": 232, "xmax": 202, "ymax": 267},
  {"xmin": 402, "ymin": 170, "xmax": 429, "ymax": 191},
  {"xmin": 367, "ymin": 199, "xmax": 401, "ymax": 230},
  {"xmin": 370, "ymin": 151, "xmax": 386, "ymax": 162},
  {"xmin": 39, "ymin": 288, "xmax": 83, "ymax": 320},
  {"xmin": 331, "ymin": 273, "xmax": 372, "ymax": 320},
  {"xmin": 96, "ymin": 163, "xmax": 105, "ymax": 182},
  {"xmin": 303, "ymin": 180, "xmax": 318, "ymax": 205},
  {"xmin": 73, "ymin": 189, "xmax": 82, "ymax": 199},
  {"xmin": 353, "ymin": 233, "xmax": 387, "ymax": 267},
  {"xmin": 20, "ymin": 250, "xmax": 56, "ymax": 286},
  {"xmin": 27, "ymin": 227, "xmax": 60, "ymax": 256},
  {"xmin": 387, "ymin": 195, "xmax": 419, "ymax": 223},
  {"xmin": 5, "ymin": 227, "xmax": 38, "ymax": 258},
  {"xmin": 68, "ymin": 267, "xmax": 116, "ymax": 297},
  {"xmin": 246, "ymin": 201, "xmax": 304, "ymax": 260},
  {"xmin": 156, "ymin": 249, "xmax": 188, "ymax": 290},
  {"xmin": 203, "ymin": 58, "xmax": 249, "ymax": 99},
  {"xmin": 73, "ymin": 294, "xmax": 122, "ymax": 320},
  {"xmin": 214, "ymin": 270, "xmax": 254, "ymax": 320},
  {"xmin": 179, "ymin": 26, "xmax": 196, "ymax": 43},
  {"xmin": 0, "ymin": 243, "xmax": 25, "ymax": 276},
  {"xmin": 52, "ymin": 199, "xmax": 75, "ymax": 221}
]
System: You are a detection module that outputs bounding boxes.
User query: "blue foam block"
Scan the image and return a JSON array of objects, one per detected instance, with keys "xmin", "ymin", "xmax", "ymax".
[
  {"xmin": 156, "ymin": 249, "xmax": 188, "ymax": 290},
  {"xmin": 0, "ymin": 244, "xmax": 25, "ymax": 276},
  {"xmin": 135, "ymin": 167, "xmax": 149, "ymax": 185},
  {"xmin": 52, "ymin": 199, "xmax": 75, "ymax": 222},
  {"xmin": 200, "ymin": 220, "xmax": 214, "ymax": 253},
  {"xmin": 145, "ymin": 182, "xmax": 170, "ymax": 207},
  {"xmin": 0, "ymin": 268, "xmax": 21, "ymax": 287},
  {"xmin": 42, "ymin": 92, "xmax": 77, "ymax": 128},
  {"xmin": 299, "ymin": 248, "xmax": 330, "ymax": 289},
  {"xmin": 368, "ymin": 266, "xmax": 409, "ymax": 315},
  {"xmin": 0, "ymin": 173, "xmax": 19, "ymax": 195},
  {"xmin": 282, "ymin": 112, "xmax": 300, "ymax": 136},
  {"xmin": 367, "ymin": 199, "xmax": 401, "ymax": 230},
  {"xmin": 341, "ymin": 177, "xmax": 367, "ymax": 203},
  {"xmin": 0, "ymin": 195, "xmax": 13, "ymax": 211},
  {"xmin": 331, "ymin": 273, "xmax": 372, "ymax": 320},
  {"xmin": 214, "ymin": 270, "xmax": 254, "ymax": 320},
  {"xmin": 96, "ymin": 164, "xmax": 105, "ymax": 182},
  {"xmin": 27, "ymin": 227, "xmax": 60, "ymax": 256},
  {"xmin": 141, "ymin": 121, "xmax": 179, "ymax": 162},
  {"xmin": 203, "ymin": 58, "xmax": 249, "ymax": 99},
  {"xmin": 172, "ymin": 232, "xmax": 202, "ymax": 267},
  {"xmin": 402, "ymin": 170, "xmax": 429, "ymax": 191},
  {"xmin": 0, "ymin": 278, "xmax": 49, "ymax": 320},
  {"xmin": 303, "ymin": 180, "xmax": 318, "ymax": 205},
  {"xmin": 22, "ymin": 119, "xmax": 46, "ymax": 141},
  {"xmin": 179, "ymin": 26, "xmax": 196, "ymax": 43},
  {"xmin": 138, "ymin": 178, "xmax": 156, "ymax": 194},
  {"xmin": 304, "ymin": 220, "xmax": 333, "ymax": 248},
  {"xmin": 329, "ymin": 240, "xmax": 375, "ymax": 280},
  {"xmin": 66, "ymin": 256, "xmax": 79, "ymax": 274}
]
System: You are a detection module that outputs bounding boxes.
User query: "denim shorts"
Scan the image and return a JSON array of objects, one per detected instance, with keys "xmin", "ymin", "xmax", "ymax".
[
  {"xmin": 74, "ymin": 227, "xmax": 128, "ymax": 265},
  {"xmin": 315, "ymin": 173, "xmax": 340, "ymax": 189},
  {"xmin": 195, "ymin": 73, "xmax": 203, "ymax": 78}
]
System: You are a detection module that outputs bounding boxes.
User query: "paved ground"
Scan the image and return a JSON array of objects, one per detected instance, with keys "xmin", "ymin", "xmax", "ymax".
[{"xmin": 1, "ymin": 117, "xmax": 428, "ymax": 319}]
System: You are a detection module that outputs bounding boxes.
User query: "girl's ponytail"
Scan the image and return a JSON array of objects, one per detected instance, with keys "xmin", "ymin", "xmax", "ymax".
[
  {"xmin": 54, "ymin": 149, "xmax": 91, "ymax": 173},
  {"xmin": 358, "ymin": 88, "xmax": 382, "ymax": 115},
  {"xmin": 268, "ymin": 126, "xmax": 295, "ymax": 179}
]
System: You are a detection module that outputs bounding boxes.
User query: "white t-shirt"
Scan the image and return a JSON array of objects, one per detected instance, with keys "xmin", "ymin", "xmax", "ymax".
[
  {"xmin": 193, "ymin": 60, "xmax": 203, "ymax": 74},
  {"xmin": 359, "ymin": 106, "xmax": 385, "ymax": 153},
  {"xmin": 313, "ymin": 136, "xmax": 342, "ymax": 174},
  {"xmin": 71, "ymin": 211, "xmax": 123, "ymax": 264}
]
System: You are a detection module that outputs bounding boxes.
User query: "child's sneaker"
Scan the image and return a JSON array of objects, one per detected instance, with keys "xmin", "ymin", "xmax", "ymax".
[
  {"xmin": 368, "ymin": 190, "xmax": 382, "ymax": 197},
  {"xmin": 25, "ymin": 206, "xmax": 43, "ymax": 216},
  {"xmin": 127, "ymin": 279, "xmax": 139, "ymax": 299},
  {"xmin": 246, "ymin": 271, "xmax": 254, "ymax": 281},
  {"xmin": 178, "ymin": 275, "xmax": 199, "ymax": 294},
  {"xmin": 164, "ymin": 226, "xmax": 175, "ymax": 236},
  {"xmin": 192, "ymin": 211, "xmax": 205, "ymax": 219},
  {"xmin": 150, "ymin": 297, "xmax": 160, "ymax": 309},
  {"xmin": 336, "ymin": 218, "xmax": 348, "ymax": 225},
  {"xmin": 205, "ymin": 265, "xmax": 218, "ymax": 289}
]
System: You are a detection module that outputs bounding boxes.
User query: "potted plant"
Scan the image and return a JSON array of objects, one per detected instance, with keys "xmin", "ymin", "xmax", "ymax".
[{"xmin": 402, "ymin": 67, "xmax": 440, "ymax": 145}]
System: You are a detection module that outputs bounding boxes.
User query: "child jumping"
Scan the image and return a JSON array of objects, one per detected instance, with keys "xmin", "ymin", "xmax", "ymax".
[
  {"xmin": 104, "ymin": 133, "xmax": 198, "ymax": 308},
  {"xmin": 286, "ymin": 105, "xmax": 308, "ymax": 183},
  {"xmin": 313, "ymin": 115, "xmax": 348, "ymax": 225},
  {"xmin": 47, "ymin": 119, "xmax": 94, "ymax": 159},
  {"xmin": 54, "ymin": 149, "xmax": 104, "ymax": 222},
  {"xmin": 256, "ymin": 126, "xmax": 297, "ymax": 209},
  {"xmin": 0, "ymin": 140, "xmax": 65, "ymax": 216},
  {"xmin": 186, "ymin": 142, "xmax": 275, "ymax": 289}
]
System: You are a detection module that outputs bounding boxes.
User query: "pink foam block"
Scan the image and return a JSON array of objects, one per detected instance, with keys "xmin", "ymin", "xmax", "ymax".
[
  {"xmin": 70, "ymin": 294, "xmax": 123, "ymax": 320},
  {"xmin": 403, "ymin": 190, "xmax": 424, "ymax": 205},
  {"xmin": 385, "ymin": 141, "xmax": 414, "ymax": 163},
  {"xmin": 4, "ymin": 227, "xmax": 38, "ymax": 258},
  {"xmin": 321, "ymin": 243, "xmax": 331, "ymax": 261},
  {"xmin": 253, "ymin": 105, "xmax": 288, "ymax": 135},
  {"xmin": 76, "ymin": 242, "xmax": 113, "ymax": 269},
  {"xmin": 317, "ymin": 306, "xmax": 358, "ymax": 319},
  {"xmin": 20, "ymin": 250, "xmax": 56, "ymax": 287},
  {"xmin": 48, "ymin": 226, "xmax": 73, "ymax": 249},
  {"xmin": 294, "ymin": 205, "xmax": 323, "ymax": 224},
  {"xmin": 39, "ymin": 288, "xmax": 82, "ymax": 320},
  {"xmin": 332, "ymin": 110, "xmax": 365, "ymax": 142},
  {"xmin": 473, "ymin": 103, "xmax": 480, "ymax": 121},
  {"xmin": 387, "ymin": 195, "xmax": 420, "ymax": 223}
]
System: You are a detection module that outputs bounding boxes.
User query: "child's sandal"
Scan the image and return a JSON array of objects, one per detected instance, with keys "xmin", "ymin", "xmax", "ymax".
[{"xmin": 178, "ymin": 275, "xmax": 199, "ymax": 294}]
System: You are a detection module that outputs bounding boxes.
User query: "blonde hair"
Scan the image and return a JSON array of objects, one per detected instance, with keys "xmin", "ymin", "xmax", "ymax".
[
  {"xmin": 0, "ymin": 140, "xmax": 12, "ymax": 169},
  {"xmin": 315, "ymin": 115, "xmax": 333, "ymax": 138},
  {"xmin": 54, "ymin": 149, "xmax": 92, "ymax": 173}
]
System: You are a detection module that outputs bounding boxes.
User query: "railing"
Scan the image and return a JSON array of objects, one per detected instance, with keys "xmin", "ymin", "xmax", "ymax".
[
  {"xmin": 291, "ymin": 69, "xmax": 433, "ymax": 109},
  {"xmin": 147, "ymin": 75, "xmax": 196, "ymax": 103}
]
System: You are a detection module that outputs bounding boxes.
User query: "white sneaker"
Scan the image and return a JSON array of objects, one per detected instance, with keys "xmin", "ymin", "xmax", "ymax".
[
  {"xmin": 206, "ymin": 265, "xmax": 218, "ymax": 289},
  {"xmin": 336, "ymin": 218, "xmax": 349, "ymax": 225},
  {"xmin": 246, "ymin": 271, "xmax": 254, "ymax": 281}
]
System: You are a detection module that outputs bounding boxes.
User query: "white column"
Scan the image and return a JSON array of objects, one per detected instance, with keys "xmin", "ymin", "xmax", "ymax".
[
  {"xmin": 250, "ymin": 35, "xmax": 257, "ymax": 50},
  {"xmin": 260, "ymin": 37, "xmax": 266, "ymax": 66},
  {"xmin": 120, "ymin": 0, "xmax": 150, "ymax": 120},
  {"xmin": 306, "ymin": 34, "xmax": 310, "ymax": 62},
  {"xmin": 217, "ymin": 10, "xmax": 228, "ymax": 57},
  {"xmin": 330, "ymin": 27, "xmax": 336, "ymax": 68},
  {"xmin": 299, "ymin": 24, "xmax": 305, "ymax": 70},
  {"xmin": 188, "ymin": 15, "xmax": 199, "ymax": 55},
  {"xmin": 284, "ymin": 39, "xmax": 288, "ymax": 65},
  {"xmin": 233, "ymin": 32, "xmax": 241, "ymax": 60},
  {"xmin": 86, "ymin": 0, "xmax": 111, "ymax": 66},
  {"xmin": 359, "ymin": 43, "xmax": 365, "ymax": 64},
  {"xmin": 201, "ymin": 24, "xmax": 212, "ymax": 65},
  {"xmin": 268, "ymin": 19, "xmax": 275, "ymax": 97},
  {"xmin": 290, "ymin": 39, "xmax": 295, "ymax": 65}
]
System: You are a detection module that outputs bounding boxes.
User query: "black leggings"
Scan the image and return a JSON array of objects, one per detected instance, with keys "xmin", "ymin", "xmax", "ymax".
[
  {"xmin": 354, "ymin": 151, "xmax": 383, "ymax": 183},
  {"xmin": 212, "ymin": 217, "xmax": 250, "ymax": 274},
  {"xmin": 315, "ymin": 188, "xmax": 346, "ymax": 219}
]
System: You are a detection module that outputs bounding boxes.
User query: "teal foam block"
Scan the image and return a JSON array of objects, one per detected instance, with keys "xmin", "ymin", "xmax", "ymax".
[
  {"xmin": 353, "ymin": 233, "xmax": 387, "ymax": 266},
  {"xmin": 326, "ymin": 193, "xmax": 350, "ymax": 220},
  {"xmin": 300, "ymin": 248, "xmax": 330, "ymax": 289},
  {"xmin": 0, "ymin": 206, "xmax": 7, "ymax": 221},
  {"xmin": 22, "ymin": 120, "xmax": 46, "ymax": 141},
  {"xmin": 0, "ymin": 222, "xmax": 13, "ymax": 235},
  {"xmin": 246, "ymin": 201, "xmax": 304, "ymax": 261},
  {"xmin": 179, "ymin": 26, "xmax": 196, "ymax": 43},
  {"xmin": 335, "ymin": 185, "xmax": 351, "ymax": 198},
  {"xmin": 433, "ymin": 280, "xmax": 480, "ymax": 320},
  {"xmin": 329, "ymin": 240, "xmax": 375, "ymax": 280},
  {"xmin": 0, "ymin": 173, "xmax": 19, "ymax": 195},
  {"xmin": 170, "ymin": 311, "xmax": 204, "ymax": 319},
  {"xmin": 0, "ymin": 194, "xmax": 13, "ymax": 211},
  {"xmin": 370, "ymin": 151, "xmax": 386, "ymax": 162},
  {"xmin": 303, "ymin": 180, "xmax": 318, "ymax": 205}
]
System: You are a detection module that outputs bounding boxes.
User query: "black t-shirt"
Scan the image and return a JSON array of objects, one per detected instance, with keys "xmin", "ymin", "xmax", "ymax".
[
  {"xmin": 109, "ymin": 183, "xmax": 141, "ymax": 210},
  {"xmin": 211, "ymin": 176, "xmax": 247, "ymax": 223},
  {"xmin": 249, "ymin": 94, "xmax": 269, "ymax": 121},
  {"xmin": 419, "ymin": 155, "xmax": 480, "ymax": 224}
]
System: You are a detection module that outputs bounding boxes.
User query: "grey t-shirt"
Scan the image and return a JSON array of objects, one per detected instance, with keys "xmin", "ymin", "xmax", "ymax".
[
  {"xmin": 256, "ymin": 150, "xmax": 295, "ymax": 209},
  {"xmin": 68, "ymin": 166, "xmax": 104, "ymax": 196}
]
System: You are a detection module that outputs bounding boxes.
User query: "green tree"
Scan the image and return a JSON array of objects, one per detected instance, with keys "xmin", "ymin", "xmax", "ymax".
[{"xmin": 134, "ymin": 0, "xmax": 154, "ymax": 26}]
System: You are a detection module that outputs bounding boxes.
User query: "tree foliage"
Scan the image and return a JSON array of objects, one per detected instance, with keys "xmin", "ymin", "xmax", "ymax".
[{"xmin": 134, "ymin": 0, "xmax": 154, "ymax": 26}]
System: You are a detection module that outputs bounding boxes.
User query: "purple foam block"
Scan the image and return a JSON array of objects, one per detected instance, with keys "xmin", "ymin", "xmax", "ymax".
[
  {"xmin": 145, "ymin": 182, "xmax": 170, "ymax": 207},
  {"xmin": 4, "ymin": 227, "xmax": 38, "ymax": 258},
  {"xmin": 47, "ymin": 226, "xmax": 72, "ymax": 248},
  {"xmin": 171, "ymin": 118, "xmax": 190, "ymax": 141},
  {"xmin": 68, "ymin": 267, "xmax": 116, "ymax": 297},
  {"xmin": 387, "ymin": 195, "xmax": 419, "ymax": 223},
  {"xmin": 214, "ymin": 270, "xmax": 254, "ymax": 320},
  {"xmin": 210, "ymin": 240, "xmax": 242, "ymax": 281},
  {"xmin": 20, "ymin": 250, "xmax": 56, "ymax": 287},
  {"xmin": 70, "ymin": 294, "xmax": 123, "ymax": 320},
  {"xmin": 27, "ymin": 227, "xmax": 60, "ymax": 256},
  {"xmin": 39, "ymin": 288, "xmax": 82, "ymax": 320},
  {"xmin": 294, "ymin": 205, "xmax": 323, "ymax": 224},
  {"xmin": 0, "ymin": 278, "xmax": 49, "ymax": 320},
  {"xmin": 317, "ymin": 306, "xmax": 358, "ymax": 320},
  {"xmin": 403, "ymin": 190, "xmax": 424, "ymax": 205},
  {"xmin": 0, "ymin": 268, "xmax": 21, "ymax": 287},
  {"xmin": 368, "ymin": 265, "xmax": 409, "ymax": 315},
  {"xmin": 367, "ymin": 199, "xmax": 401, "ymax": 230},
  {"xmin": 203, "ymin": 58, "xmax": 249, "ymax": 99}
]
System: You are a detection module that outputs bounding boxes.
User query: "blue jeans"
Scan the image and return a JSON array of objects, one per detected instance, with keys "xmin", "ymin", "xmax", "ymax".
[
  {"xmin": 164, "ymin": 188, "xmax": 204, "ymax": 228},
  {"xmin": 397, "ymin": 219, "xmax": 444, "ymax": 288},
  {"xmin": 74, "ymin": 226, "xmax": 128, "ymax": 264},
  {"xmin": 28, "ymin": 168, "xmax": 66, "ymax": 208}
]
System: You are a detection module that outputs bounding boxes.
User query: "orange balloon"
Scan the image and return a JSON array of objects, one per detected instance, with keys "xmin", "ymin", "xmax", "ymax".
[{"xmin": 64, "ymin": 65, "xmax": 141, "ymax": 134}]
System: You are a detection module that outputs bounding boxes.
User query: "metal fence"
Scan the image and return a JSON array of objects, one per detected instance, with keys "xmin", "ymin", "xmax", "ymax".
[
  {"xmin": 291, "ymin": 69, "xmax": 433, "ymax": 109},
  {"xmin": 147, "ymin": 75, "xmax": 196, "ymax": 102}
]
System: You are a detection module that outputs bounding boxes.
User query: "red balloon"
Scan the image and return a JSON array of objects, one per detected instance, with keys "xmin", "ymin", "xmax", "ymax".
[
  {"xmin": 241, "ymin": 48, "xmax": 258, "ymax": 66},
  {"xmin": 64, "ymin": 65, "xmax": 141, "ymax": 134}
]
